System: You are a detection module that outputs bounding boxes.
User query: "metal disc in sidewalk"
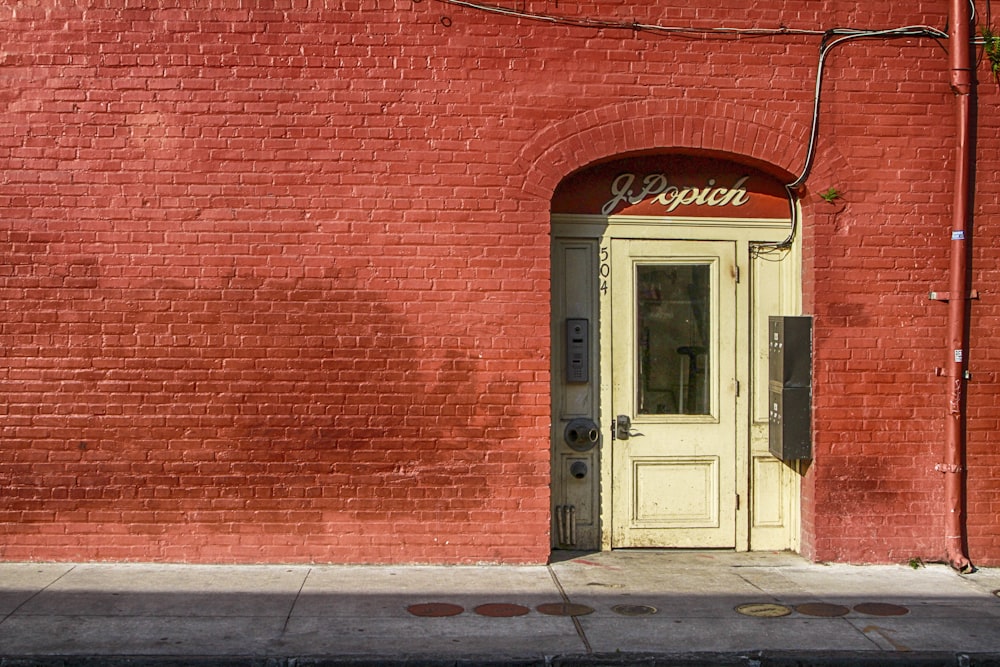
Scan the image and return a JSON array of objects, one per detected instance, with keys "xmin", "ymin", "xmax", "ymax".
[
  {"xmin": 854, "ymin": 602, "xmax": 909, "ymax": 616},
  {"xmin": 735, "ymin": 602, "xmax": 792, "ymax": 618},
  {"xmin": 537, "ymin": 602, "xmax": 595, "ymax": 616},
  {"xmin": 611, "ymin": 604, "xmax": 658, "ymax": 617},
  {"xmin": 795, "ymin": 602, "xmax": 850, "ymax": 617},
  {"xmin": 407, "ymin": 602, "xmax": 464, "ymax": 617},
  {"xmin": 474, "ymin": 603, "xmax": 530, "ymax": 617}
]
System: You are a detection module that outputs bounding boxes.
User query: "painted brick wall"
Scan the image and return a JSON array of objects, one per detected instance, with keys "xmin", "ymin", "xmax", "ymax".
[
  {"xmin": 966, "ymin": 77, "xmax": 1000, "ymax": 565},
  {"xmin": 802, "ymin": 33, "xmax": 954, "ymax": 563},
  {"xmin": 799, "ymin": 16, "xmax": 1000, "ymax": 566},
  {"xmin": 1, "ymin": 0, "xmax": 998, "ymax": 565}
]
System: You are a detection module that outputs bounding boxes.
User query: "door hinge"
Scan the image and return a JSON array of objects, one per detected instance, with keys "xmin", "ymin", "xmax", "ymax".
[
  {"xmin": 736, "ymin": 493, "xmax": 741, "ymax": 511},
  {"xmin": 735, "ymin": 380, "xmax": 740, "ymax": 397}
]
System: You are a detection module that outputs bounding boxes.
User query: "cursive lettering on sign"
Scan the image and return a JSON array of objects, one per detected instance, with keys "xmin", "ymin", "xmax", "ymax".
[{"xmin": 601, "ymin": 173, "xmax": 751, "ymax": 216}]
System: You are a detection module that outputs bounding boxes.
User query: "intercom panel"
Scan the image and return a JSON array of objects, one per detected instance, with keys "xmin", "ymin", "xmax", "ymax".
[
  {"xmin": 768, "ymin": 316, "xmax": 812, "ymax": 388},
  {"xmin": 565, "ymin": 318, "xmax": 590, "ymax": 383}
]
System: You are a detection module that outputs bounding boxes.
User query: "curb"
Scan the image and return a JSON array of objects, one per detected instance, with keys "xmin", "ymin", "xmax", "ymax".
[{"xmin": 4, "ymin": 653, "xmax": 1000, "ymax": 667}]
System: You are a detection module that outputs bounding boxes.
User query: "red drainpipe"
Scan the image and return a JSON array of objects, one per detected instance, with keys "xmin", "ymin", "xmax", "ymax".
[{"xmin": 942, "ymin": 0, "xmax": 973, "ymax": 572}]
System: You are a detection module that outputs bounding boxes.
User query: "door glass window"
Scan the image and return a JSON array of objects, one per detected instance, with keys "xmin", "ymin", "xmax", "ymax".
[{"xmin": 636, "ymin": 264, "xmax": 711, "ymax": 415}]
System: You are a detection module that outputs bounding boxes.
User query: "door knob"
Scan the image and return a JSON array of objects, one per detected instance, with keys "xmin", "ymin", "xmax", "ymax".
[
  {"xmin": 615, "ymin": 415, "xmax": 643, "ymax": 440},
  {"xmin": 616, "ymin": 415, "xmax": 631, "ymax": 440}
]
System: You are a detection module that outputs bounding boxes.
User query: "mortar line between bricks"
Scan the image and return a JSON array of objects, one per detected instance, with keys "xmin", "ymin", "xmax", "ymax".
[
  {"xmin": 0, "ymin": 564, "xmax": 77, "ymax": 627},
  {"xmin": 547, "ymin": 565, "xmax": 592, "ymax": 655}
]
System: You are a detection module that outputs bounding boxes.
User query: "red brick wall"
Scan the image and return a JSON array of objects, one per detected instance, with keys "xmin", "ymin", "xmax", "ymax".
[
  {"xmin": 801, "ymin": 34, "xmax": 956, "ymax": 563},
  {"xmin": 1, "ymin": 0, "xmax": 998, "ymax": 565},
  {"xmin": 798, "ymin": 17, "xmax": 1000, "ymax": 566},
  {"xmin": 966, "ymin": 70, "xmax": 1000, "ymax": 565}
]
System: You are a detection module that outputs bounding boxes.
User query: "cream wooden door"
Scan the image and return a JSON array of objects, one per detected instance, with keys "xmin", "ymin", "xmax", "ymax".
[{"xmin": 610, "ymin": 239, "xmax": 738, "ymax": 548}]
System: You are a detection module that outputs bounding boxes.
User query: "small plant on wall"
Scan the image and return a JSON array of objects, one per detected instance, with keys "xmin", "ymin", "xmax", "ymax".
[
  {"xmin": 819, "ymin": 187, "xmax": 842, "ymax": 203},
  {"xmin": 984, "ymin": 26, "xmax": 1000, "ymax": 83},
  {"xmin": 818, "ymin": 187, "xmax": 847, "ymax": 216}
]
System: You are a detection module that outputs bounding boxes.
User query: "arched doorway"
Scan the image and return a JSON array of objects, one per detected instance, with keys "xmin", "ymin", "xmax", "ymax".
[{"xmin": 550, "ymin": 152, "xmax": 803, "ymax": 552}]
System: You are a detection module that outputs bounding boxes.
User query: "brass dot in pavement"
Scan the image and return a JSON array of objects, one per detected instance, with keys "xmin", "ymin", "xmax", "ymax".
[
  {"xmin": 474, "ymin": 603, "xmax": 530, "ymax": 617},
  {"xmin": 536, "ymin": 602, "xmax": 595, "ymax": 616},
  {"xmin": 407, "ymin": 602, "xmax": 464, "ymax": 617},
  {"xmin": 611, "ymin": 604, "xmax": 658, "ymax": 617},
  {"xmin": 854, "ymin": 602, "xmax": 909, "ymax": 616},
  {"xmin": 795, "ymin": 602, "xmax": 850, "ymax": 617},
  {"xmin": 735, "ymin": 602, "xmax": 792, "ymax": 618}
]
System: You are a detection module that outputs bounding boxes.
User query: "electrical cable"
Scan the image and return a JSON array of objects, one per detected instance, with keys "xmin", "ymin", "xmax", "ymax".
[
  {"xmin": 754, "ymin": 25, "xmax": 947, "ymax": 254},
  {"xmin": 426, "ymin": 0, "xmax": 949, "ymax": 252},
  {"xmin": 432, "ymin": 0, "xmax": 830, "ymax": 37}
]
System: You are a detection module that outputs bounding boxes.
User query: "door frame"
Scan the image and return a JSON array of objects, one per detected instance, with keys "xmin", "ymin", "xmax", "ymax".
[{"xmin": 551, "ymin": 213, "xmax": 802, "ymax": 553}]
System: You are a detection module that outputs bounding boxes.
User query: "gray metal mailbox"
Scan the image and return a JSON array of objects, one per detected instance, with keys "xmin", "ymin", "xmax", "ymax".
[{"xmin": 768, "ymin": 316, "xmax": 812, "ymax": 461}]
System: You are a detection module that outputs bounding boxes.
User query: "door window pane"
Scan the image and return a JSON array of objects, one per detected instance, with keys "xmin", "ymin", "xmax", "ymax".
[{"xmin": 637, "ymin": 264, "xmax": 711, "ymax": 415}]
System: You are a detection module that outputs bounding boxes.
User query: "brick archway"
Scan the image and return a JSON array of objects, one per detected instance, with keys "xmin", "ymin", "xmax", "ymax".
[
  {"xmin": 516, "ymin": 97, "xmax": 821, "ymax": 202},
  {"xmin": 532, "ymin": 97, "xmax": 843, "ymax": 558}
]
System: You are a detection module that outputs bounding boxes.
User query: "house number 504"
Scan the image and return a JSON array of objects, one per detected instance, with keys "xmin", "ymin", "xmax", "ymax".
[{"xmin": 599, "ymin": 246, "xmax": 610, "ymax": 295}]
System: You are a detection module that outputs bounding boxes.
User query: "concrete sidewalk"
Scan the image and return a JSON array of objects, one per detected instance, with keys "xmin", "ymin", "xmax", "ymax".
[{"xmin": 1, "ymin": 551, "xmax": 999, "ymax": 666}]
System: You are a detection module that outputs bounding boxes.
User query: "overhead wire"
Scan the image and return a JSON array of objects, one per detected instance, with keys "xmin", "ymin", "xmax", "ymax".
[
  {"xmin": 431, "ymin": 0, "xmax": 945, "ymax": 42},
  {"xmin": 756, "ymin": 25, "xmax": 948, "ymax": 255},
  {"xmin": 427, "ymin": 0, "xmax": 950, "ymax": 253},
  {"xmin": 433, "ymin": 0, "xmax": 827, "ymax": 36}
]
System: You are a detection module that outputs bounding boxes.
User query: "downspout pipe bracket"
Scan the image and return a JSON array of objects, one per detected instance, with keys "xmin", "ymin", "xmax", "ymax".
[{"xmin": 929, "ymin": 290, "xmax": 979, "ymax": 301}]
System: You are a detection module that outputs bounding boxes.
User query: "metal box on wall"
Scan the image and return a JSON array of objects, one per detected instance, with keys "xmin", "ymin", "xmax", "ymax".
[
  {"xmin": 768, "ymin": 385, "xmax": 811, "ymax": 461},
  {"xmin": 768, "ymin": 316, "xmax": 812, "ymax": 388},
  {"xmin": 768, "ymin": 316, "xmax": 812, "ymax": 461}
]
